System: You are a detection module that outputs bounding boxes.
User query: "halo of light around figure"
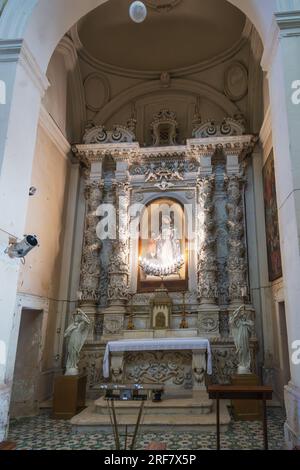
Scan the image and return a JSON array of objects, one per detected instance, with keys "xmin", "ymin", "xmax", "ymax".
[{"xmin": 129, "ymin": 1, "xmax": 147, "ymax": 23}]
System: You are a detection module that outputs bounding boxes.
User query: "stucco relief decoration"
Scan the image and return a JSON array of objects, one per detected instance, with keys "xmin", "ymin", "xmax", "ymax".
[
  {"xmin": 83, "ymin": 124, "xmax": 136, "ymax": 144},
  {"xmin": 224, "ymin": 62, "xmax": 248, "ymax": 102},
  {"xmin": 225, "ymin": 174, "xmax": 248, "ymax": 301},
  {"xmin": 193, "ymin": 117, "xmax": 245, "ymax": 139}
]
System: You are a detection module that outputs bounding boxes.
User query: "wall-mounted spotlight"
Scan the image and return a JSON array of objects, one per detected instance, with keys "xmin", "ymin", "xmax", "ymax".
[
  {"xmin": 5, "ymin": 235, "xmax": 39, "ymax": 263},
  {"xmin": 29, "ymin": 186, "xmax": 37, "ymax": 196},
  {"xmin": 129, "ymin": 1, "xmax": 147, "ymax": 23}
]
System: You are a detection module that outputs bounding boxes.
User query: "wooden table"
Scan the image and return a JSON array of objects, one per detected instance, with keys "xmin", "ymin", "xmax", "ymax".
[{"xmin": 208, "ymin": 385, "xmax": 273, "ymax": 450}]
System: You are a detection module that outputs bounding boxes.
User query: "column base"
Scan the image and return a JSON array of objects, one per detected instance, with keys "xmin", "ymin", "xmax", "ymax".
[{"xmin": 284, "ymin": 382, "xmax": 300, "ymax": 449}]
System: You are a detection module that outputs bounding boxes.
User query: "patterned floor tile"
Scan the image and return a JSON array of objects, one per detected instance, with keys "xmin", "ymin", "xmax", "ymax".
[{"xmin": 8, "ymin": 408, "xmax": 285, "ymax": 450}]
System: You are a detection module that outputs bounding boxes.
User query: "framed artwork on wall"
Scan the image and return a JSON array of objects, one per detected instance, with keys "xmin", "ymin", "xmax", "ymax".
[{"xmin": 262, "ymin": 151, "xmax": 283, "ymax": 282}]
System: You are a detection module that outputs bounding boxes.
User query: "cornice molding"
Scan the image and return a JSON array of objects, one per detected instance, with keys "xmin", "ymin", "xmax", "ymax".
[
  {"xmin": 262, "ymin": 11, "xmax": 300, "ymax": 71},
  {"xmin": 0, "ymin": 39, "xmax": 49, "ymax": 95},
  {"xmin": 73, "ymin": 135, "xmax": 256, "ymax": 164},
  {"xmin": 71, "ymin": 23, "xmax": 249, "ymax": 80},
  {"xmin": 39, "ymin": 104, "xmax": 71, "ymax": 158},
  {"xmin": 275, "ymin": 10, "xmax": 300, "ymax": 32}
]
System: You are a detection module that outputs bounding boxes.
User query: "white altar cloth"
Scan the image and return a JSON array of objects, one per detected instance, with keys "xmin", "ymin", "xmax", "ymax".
[{"xmin": 103, "ymin": 337, "xmax": 212, "ymax": 378}]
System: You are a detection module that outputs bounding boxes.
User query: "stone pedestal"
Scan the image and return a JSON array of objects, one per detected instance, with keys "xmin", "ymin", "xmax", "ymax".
[
  {"xmin": 53, "ymin": 375, "xmax": 87, "ymax": 419},
  {"xmin": 231, "ymin": 373, "xmax": 262, "ymax": 421}
]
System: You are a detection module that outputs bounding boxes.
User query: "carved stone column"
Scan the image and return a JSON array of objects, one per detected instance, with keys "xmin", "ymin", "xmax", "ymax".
[
  {"xmin": 103, "ymin": 180, "xmax": 131, "ymax": 339},
  {"xmin": 79, "ymin": 173, "xmax": 104, "ymax": 340},
  {"xmin": 197, "ymin": 175, "xmax": 218, "ymax": 305},
  {"xmin": 225, "ymin": 173, "xmax": 248, "ymax": 304}
]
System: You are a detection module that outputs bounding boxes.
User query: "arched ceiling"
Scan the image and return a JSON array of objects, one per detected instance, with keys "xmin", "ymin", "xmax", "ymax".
[{"xmin": 78, "ymin": 0, "xmax": 246, "ymax": 72}]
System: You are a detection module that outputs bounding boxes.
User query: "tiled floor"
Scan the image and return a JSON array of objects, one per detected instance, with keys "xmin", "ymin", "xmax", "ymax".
[{"xmin": 8, "ymin": 408, "xmax": 285, "ymax": 450}]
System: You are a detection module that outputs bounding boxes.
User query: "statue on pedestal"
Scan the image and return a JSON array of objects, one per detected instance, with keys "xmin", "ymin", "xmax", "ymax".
[
  {"xmin": 64, "ymin": 308, "xmax": 90, "ymax": 376},
  {"xmin": 229, "ymin": 305, "xmax": 253, "ymax": 374}
]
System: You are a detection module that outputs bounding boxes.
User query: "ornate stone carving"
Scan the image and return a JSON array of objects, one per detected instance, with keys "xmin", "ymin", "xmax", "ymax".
[
  {"xmin": 193, "ymin": 117, "xmax": 246, "ymax": 139},
  {"xmin": 197, "ymin": 176, "xmax": 218, "ymax": 303},
  {"xmin": 103, "ymin": 315, "xmax": 124, "ymax": 335},
  {"xmin": 107, "ymin": 181, "xmax": 130, "ymax": 303},
  {"xmin": 151, "ymin": 109, "xmax": 178, "ymax": 146},
  {"xmin": 211, "ymin": 344, "xmax": 256, "ymax": 384},
  {"xmin": 124, "ymin": 351, "xmax": 192, "ymax": 389},
  {"xmin": 225, "ymin": 174, "xmax": 248, "ymax": 302},
  {"xmin": 211, "ymin": 347, "xmax": 238, "ymax": 384},
  {"xmin": 198, "ymin": 312, "xmax": 219, "ymax": 335},
  {"xmin": 83, "ymin": 124, "xmax": 136, "ymax": 144},
  {"xmin": 130, "ymin": 159, "xmax": 198, "ymax": 176},
  {"xmin": 219, "ymin": 311, "xmax": 230, "ymax": 338},
  {"xmin": 192, "ymin": 351, "xmax": 207, "ymax": 388},
  {"xmin": 79, "ymin": 348, "xmax": 104, "ymax": 393},
  {"xmin": 79, "ymin": 178, "xmax": 104, "ymax": 303}
]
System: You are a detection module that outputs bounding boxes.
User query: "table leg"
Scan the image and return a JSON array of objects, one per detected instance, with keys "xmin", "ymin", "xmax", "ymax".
[
  {"xmin": 262, "ymin": 396, "xmax": 268, "ymax": 450},
  {"xmin": 216, "ymin": 395, "xmax": 220, "ymax": 450},
  {"xmin": 130, "ymin": 400, "xmax": 144, "ymax": 451}
]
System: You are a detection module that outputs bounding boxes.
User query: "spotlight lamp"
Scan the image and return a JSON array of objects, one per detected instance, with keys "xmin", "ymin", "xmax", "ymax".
[
  {"xmin": 5, "ymin": 234, "xmax": 39, "ymax": 263},
  {"xmin": 129, "ymin": 1, "xmax": 147, "ymax": 23}
]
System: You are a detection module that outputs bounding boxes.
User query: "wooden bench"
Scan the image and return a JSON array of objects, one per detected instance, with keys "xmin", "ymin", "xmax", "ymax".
[
  {"xmin": 208, "ymin": 385, "xmax": 273, "ymax": 450},
  {"xmin": 0, "ymin": 441, "xmax": 16, "ymax": 450}
]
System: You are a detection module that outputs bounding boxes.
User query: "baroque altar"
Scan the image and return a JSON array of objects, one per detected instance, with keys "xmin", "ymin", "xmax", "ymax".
[{"xmin": 72, "ymin": 111, "xmax": 258, "ymax": 397}]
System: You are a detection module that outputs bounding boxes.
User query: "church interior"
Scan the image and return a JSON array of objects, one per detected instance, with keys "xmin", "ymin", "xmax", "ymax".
[{"xmin": 0, "ymin": 0, "xmax": 300, "ymax": 452}]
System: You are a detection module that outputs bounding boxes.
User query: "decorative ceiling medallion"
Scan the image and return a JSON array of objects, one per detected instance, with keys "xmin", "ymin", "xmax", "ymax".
[
  {"xmin": 224, "ymin": 62, "xmax": 248, "ymax": 102},
  {"xmin": 145, "ymin": 0, "xmax": 182, "ymax": 13}
]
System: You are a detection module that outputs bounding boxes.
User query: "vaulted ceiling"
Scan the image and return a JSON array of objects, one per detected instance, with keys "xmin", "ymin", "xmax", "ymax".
[{"xmin": 78, "ymin": 0, "xmax": 246, "ymax": 72}]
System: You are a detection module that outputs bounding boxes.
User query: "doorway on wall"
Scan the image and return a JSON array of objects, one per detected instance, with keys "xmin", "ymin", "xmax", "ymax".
[
  {"xmin": 278, "ymin": 302, "xmax": 291, "ymax": 388},
  {"xmin": 10, "ymin": 308, "xmax": 43, "ymax": 418}
]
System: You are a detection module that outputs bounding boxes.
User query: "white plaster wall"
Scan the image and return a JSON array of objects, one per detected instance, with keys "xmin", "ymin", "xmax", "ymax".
[
  {"xmin": 42, "ymin": 51, "xmax": 68, "ymax": 139},
  {"xmin": 17, "ymin": 123, "xmax": 71, "ymax": 397}
]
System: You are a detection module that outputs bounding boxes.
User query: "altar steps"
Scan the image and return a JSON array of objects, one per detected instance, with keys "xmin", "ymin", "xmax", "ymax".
[
  {"xmin": 71, "ymin": 395, "xmax": 231, "ymax": 433},
  {"xmin": 94, "ymin": 395, "xmax": 213, "ymax": 416}
]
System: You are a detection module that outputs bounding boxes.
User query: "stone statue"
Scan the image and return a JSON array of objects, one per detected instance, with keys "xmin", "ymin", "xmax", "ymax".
[
  {"xmin": 64, "ymin": 308, "xmax": 91, "ymax": 376},
  {"xmin": 229, "ymin": 305, "xmax": 253, "ymax": 374}
]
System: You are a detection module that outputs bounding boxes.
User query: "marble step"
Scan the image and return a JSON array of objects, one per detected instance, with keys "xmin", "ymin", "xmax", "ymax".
[
  {"xmin": 94, "ymin": 395, "xmax": 213, "ymax": 416},
  {"xmin": 70, "ymin": 400, "xmax": 231, "ymax": 433}
]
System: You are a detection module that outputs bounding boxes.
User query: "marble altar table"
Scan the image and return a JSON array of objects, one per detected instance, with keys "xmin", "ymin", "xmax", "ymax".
[{"xmin": 103, "ymin": 337, "xmax": 212, "ymax": 393}]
